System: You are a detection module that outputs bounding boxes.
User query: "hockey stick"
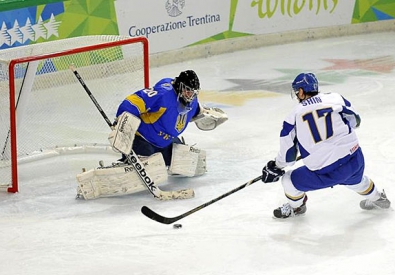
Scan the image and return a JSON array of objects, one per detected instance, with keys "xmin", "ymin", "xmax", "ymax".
[
  {"xmin": 141, "ymin": 175, "xmax": 262, "ymax": 224},
  {"xmin": 142, "ymin": 157, "xmax": 304, "ymax": 223},
  {"xmin": 70, "ymin": 65, "xmax": 194, "ymax": 200}
]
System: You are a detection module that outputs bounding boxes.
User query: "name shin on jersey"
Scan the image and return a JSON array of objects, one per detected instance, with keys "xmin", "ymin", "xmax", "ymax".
[{"xmin": 301, "ymin": 96, "xmax": 322, "ymax": 106}]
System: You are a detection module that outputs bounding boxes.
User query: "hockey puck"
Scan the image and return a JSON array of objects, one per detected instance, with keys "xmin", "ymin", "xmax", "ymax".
[{"xmin": 173, "ymin": 224, "xmax": 182, "ymax": 229}]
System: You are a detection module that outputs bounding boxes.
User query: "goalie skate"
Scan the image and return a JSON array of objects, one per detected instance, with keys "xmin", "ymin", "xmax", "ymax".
[{"xmin": 76, "ymin": 186, "xmax": 84, "ymax": 199}]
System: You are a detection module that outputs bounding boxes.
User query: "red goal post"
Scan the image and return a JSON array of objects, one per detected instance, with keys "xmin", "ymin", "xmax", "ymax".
[{"xmin": 0, "ymin": 36, "xmax": 149, "ymax": 193}]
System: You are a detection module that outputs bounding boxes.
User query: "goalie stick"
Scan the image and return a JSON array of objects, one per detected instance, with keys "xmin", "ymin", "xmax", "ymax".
[
  {"xmin": 141, "ymin": 175, "xmax": 262, "ymax": 224},
  {"xmin": 70, "ymin": 65, "xmax": 194, "ymax": 201}
]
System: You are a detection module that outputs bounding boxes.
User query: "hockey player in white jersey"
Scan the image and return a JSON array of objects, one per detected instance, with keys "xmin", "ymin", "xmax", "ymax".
[{"xmin": 261, "ymin": 72, "xmax": 391, "ymax": 218}]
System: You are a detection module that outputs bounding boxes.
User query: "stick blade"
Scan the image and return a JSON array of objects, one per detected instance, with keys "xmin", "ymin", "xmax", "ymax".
[{"xmin": 141, "ymin": 206, "xmax": 178, "ymax": 224}]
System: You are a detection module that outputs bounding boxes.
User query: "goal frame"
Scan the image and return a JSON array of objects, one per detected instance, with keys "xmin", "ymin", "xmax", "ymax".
[{"xmin": 4, "ymin": 36, "xmax": 150, "ymax": 193}]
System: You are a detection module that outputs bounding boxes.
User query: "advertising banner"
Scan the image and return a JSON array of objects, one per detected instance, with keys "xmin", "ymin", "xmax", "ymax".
[
  {"xmin": 114, "ymin": 0, "xmax": 230, "ymax": 53},
  {"xmin": 0, "ymin": 0, "xmax": 394, "ymax": 52},
  {"xmin": 0, "ymin": 0, "xmax": 118, "ymax": 50},
  {"xmin": 232, "ymin": 1, "xmax": 355, "ymax": 35}
]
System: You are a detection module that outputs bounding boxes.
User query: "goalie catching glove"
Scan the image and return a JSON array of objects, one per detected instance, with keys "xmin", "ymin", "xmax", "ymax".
[
  {"xmin": 261, "ymin": 160, "xmax": 285, "ymax": 183},
  {"xmin": 192, "ymin": 105, "xmax": 228, "ymax": 131}
]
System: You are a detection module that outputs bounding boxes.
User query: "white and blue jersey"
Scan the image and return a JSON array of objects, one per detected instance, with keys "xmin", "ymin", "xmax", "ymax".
[
  {"xmin": 116, "ymin": 78, "xmax": 200, "ymax": 148},
  {"xmin": 276, "ymin": 92, "xmax": 364, "ymax": 191}
]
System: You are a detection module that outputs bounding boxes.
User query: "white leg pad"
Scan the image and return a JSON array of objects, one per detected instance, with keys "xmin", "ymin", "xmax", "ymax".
[
  {"xmin": 168, "ymin": 143, "xmax": 207, "ymax": 177},
  {"xmin": 195, "ymin": 149, "xmax": 207, "ymax": 176},
  {"xmin": 76, "ymin": 153, "xmax": 167, "ymax": 200}
]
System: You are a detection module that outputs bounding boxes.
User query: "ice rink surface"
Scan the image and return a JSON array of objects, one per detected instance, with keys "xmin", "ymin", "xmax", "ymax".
[{"xmin": 1, "ymin": 31, "xmax": 395, "ymax": 275}]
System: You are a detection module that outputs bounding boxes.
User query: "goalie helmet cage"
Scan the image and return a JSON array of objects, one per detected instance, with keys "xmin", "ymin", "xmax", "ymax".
[{"xmin": 0, "ymin": 35, "xmax": 149, "ymax": 193}]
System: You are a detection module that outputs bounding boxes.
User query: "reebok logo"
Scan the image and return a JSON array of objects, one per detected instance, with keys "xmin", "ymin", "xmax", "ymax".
[
  {"xmin": 129, "ymin": 155, "xmax": 157, "ymax": 192},
  {"xmin": 119, "ymin": 115, "xmax": 128, "ymax": 133},
  {"xmin": 189, "ymin": 146, "xmax": 200, "ymax": 153},
  {"xmin": 124, "ymin": 166, "xmax": 134, "ymax": 173}
]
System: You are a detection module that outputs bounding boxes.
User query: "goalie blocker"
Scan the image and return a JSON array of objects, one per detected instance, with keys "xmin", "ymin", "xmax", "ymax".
[{"xmin": 108, "ymin": 111, "xmax": 140, "ymax": 154}]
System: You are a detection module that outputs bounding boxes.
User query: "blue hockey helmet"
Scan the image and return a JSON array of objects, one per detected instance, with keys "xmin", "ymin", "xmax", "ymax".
[{"xmin": 292, "ymin": 73, "xmax": 319, "ymax": 93}]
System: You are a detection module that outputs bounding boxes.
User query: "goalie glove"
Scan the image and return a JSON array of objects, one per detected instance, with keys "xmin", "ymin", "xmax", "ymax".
[
  {"xmin": 192, "ymin": 105, "xmax": 228, "ymax": 131},
  {"xmin": 261, "ymin": 160, "xmax": 285, "ymax": 183}
]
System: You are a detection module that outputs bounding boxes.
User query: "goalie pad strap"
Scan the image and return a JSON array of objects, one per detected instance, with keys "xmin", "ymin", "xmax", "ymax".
[
  {"xmin": 109, "ymin": 111, "xmax": 141, "ymax": 154},
  {"xmin": 76, "ymin": 153, "xmax": 167, "ymax": 200},
  {"xmin": 168, "ymin": 143, "xmax": 206, "ymax": 177}
]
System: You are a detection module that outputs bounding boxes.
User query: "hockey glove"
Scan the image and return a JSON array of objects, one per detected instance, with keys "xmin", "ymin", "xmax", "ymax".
[
  {"xmin": 108, "ymin": 112, "xmax": 140, "ymax": 154},
  {"xmin": 261, "ymin": 160, "xmax": 285, "ymax": 183},
  {"xmin": 192, "ymin": 106, "xmax": 228, "ymax": 131}
]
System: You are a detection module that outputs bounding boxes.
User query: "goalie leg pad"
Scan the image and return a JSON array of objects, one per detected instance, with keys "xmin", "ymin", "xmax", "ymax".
[
  {"xmin": 76, "ymin": 153, "xmax": 167, "ymax": 200},
  {"xmin": 108, "ymin": 111, "xmax": 141, "ymax": 154},
  {"xmin": 168, "ymin": 143, "xmax": 207, "ymax": 177},
  {"xmin": 195, "ymin": 149, "xmax": 207, "ymax": 176}
]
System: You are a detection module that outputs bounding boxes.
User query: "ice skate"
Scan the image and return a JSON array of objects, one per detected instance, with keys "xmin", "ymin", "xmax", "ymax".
[
  {"xmin": 273, "ymin": 195, "xmax": 308, "ymax": 219},
  {"xmin": 360, "ymin": 190, "xmax": 391, "ymax": 210}
]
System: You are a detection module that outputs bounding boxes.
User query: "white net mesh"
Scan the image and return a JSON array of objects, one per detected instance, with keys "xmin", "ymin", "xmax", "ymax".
[{"xmin": 0, "ymin": 35, "xmax": 148, "ymax": 191}]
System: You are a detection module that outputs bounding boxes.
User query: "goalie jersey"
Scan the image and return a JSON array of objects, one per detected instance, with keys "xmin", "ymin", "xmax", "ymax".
[
  {"xmin": 276, "ymin": 92, "xmax": 361, "ymax": 172},
  {"xmin": 116, "ymin": 78, "xmax": 200, "ymax": 148}
]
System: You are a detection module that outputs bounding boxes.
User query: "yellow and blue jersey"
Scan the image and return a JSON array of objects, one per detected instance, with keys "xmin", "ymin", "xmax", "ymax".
[{"xmin": 116, "ymin": 78, "xmax": 200, "ymax": 148}]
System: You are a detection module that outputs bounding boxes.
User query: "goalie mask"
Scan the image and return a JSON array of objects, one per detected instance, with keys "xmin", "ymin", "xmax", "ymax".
[{"xmin": 173, "ymin": 70, "xmax": 200, "ymax": 112}]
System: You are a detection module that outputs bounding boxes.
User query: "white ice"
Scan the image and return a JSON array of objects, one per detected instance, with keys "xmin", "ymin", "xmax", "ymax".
[{"xmin": 1, "ymin": 32, "xmax": 395, "ymax": 275}]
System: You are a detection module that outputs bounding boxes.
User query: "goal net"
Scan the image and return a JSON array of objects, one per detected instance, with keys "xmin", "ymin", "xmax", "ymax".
[{"xmin": 0, "ymin": 35, "xmax": 149, "ymax": 193}]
